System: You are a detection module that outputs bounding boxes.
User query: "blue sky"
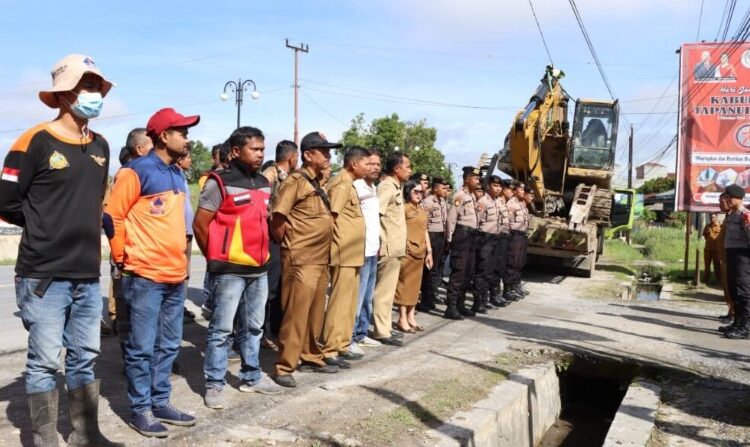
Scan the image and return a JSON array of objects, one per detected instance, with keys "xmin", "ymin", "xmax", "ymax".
[{"xmin": 0, "ymin": 0, "xmax": 727, "ymax": 182}]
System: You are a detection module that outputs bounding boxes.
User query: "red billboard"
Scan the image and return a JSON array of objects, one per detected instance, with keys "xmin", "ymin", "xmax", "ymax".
[{"xmin": 676, "ymin": 42, "xmax": 750, "ymax": 211}]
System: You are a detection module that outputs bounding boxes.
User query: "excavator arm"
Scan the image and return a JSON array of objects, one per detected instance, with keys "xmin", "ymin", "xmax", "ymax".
[{"xmin": 507, "ymin": 66, "xmax": 570, "ymax": 216}]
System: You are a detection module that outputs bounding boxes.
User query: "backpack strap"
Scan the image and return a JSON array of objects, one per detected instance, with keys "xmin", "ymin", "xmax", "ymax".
[
  {"xmin": 299, "ymin": 171, "xmax": 331, "ymax": 212},
  {"xmin": 206, "ymin": 171, "xmax": 227, "ymax": 201}
]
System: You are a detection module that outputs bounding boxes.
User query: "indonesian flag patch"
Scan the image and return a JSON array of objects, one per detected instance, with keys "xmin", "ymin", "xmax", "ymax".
[{"xmin": 1, "ymin": 167, "xmax": 19, "ymax": 183}]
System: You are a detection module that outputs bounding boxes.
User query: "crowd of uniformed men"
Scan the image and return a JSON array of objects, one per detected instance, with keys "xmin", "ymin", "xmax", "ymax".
[{"xmin": 0, "ymin": 55, "xmax": 541, "ymax": 445}]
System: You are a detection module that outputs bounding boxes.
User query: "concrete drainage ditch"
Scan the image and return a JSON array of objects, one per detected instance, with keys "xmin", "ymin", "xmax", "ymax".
[{"xmin": 428, "ymin": 354, "xmax": 661, "ymax": 447}]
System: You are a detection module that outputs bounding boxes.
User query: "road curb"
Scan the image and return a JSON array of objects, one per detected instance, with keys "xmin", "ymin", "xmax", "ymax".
[
  {"xmin": 603, "ymin": 380, "xmax": 661, "ymax": 447},
  {"xmin": 427, "ymin": 362, "xmax": 560, "ymax": 447}
]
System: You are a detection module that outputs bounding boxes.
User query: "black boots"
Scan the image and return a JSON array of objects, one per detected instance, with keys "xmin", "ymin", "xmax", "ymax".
[
  {"xmin": 67, "ymin": 381, "xmax": 124, "ymax": 447},
  {"xmin": 443, "ymin": 306, "xmax": 464, "ymax": 320},
  {"xmin": 471, "ymin": 289, "xmax": 488, "ymax": 314},
  {"xmin": 28, "ymin": 389, "xmax": 59, "ymax": 447},
  {"xmin": 490, "ymin": 288, "xmax": 509, "ymax": 307},
  {"xmin": 723, "ymin": 317, "xmax": 749, "ymax": 339}
]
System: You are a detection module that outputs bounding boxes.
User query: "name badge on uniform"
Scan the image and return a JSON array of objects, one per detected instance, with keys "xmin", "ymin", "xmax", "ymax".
[{"xmin": 233, "ymin": 193, "xmax": 252, "ymax": 206}]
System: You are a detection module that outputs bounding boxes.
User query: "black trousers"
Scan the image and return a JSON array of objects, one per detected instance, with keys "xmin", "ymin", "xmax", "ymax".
[
  {"xmin": 446, "ymin": 225, "xmax": 478, "ymax": 309},
  {"xmin": 420, "ymin": 231, "xmax": 446, "ymax": 306},
  {"xmin": 726, "ymin": 248, "xmax": 750, "ymax": 322},
  {"xmin": 492, "ymin": 233, "xmax": 510, "ymax": 290},
  {"xmin": 504, "ymin": 230, "xmax": 527, "ymax": 286},
  {"xmin": 473, "ymin": 232, "xmax": 499, "ymax": 296},
  {"xmin": 266, "ymin": 240, "xmax": 283, "ymax": 336}
]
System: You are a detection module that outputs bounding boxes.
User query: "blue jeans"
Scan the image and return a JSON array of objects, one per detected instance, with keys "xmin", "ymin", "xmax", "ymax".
[
  {"xmin": 122, "ymin": 275, "xmax": 184, "ymax": 415},
  {"xmin": 204, "ymin": 273, "xmax": 268, "ymax": 388},
  {"xmin": 352, "ymin": 256, "xmax": 377, "ymax": 342},
  {"xmin": 15, "ymin": 277, "xmax": 101, "ymax": 394}
]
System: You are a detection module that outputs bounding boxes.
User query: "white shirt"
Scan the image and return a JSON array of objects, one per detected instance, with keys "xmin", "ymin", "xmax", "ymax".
[{"xmin": 354, "ymin": 179, "xmax": 380, "ymax": 257}]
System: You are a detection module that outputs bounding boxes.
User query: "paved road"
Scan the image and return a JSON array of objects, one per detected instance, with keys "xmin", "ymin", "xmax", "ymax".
[{"xmin": 0, "ymin": 258, "xmax": 209, "ymax": 354}]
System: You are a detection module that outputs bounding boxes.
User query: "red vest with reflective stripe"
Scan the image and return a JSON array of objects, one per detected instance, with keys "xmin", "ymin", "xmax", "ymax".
[{"xmin": 206, "ymin": 172, "xmax": 270, "ymax": 274}]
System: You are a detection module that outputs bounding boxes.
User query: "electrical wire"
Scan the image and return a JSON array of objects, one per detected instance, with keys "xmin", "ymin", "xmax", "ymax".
[
  {"xmin": 528, "ymin": 0, "xmax": 554, "ymax": 66},
  {"xmin": 300, "ymin": 89, "xmax": 348, "ymax": 126},
  {"xmin": 696, "ymin": 0, "xmax": 705, "ymax": 40}
]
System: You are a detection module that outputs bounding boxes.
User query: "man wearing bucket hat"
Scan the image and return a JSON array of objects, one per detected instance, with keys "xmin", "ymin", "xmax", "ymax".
[
  {"xmin": 0, "ymin": 54, "xmax": 121, "ymax": 447},
  {"xmin": 106, "ymin": 107, "xmax": 199, "ymax": 437}
]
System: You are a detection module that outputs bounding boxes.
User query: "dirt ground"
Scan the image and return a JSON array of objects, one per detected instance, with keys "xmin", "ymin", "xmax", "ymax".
[{"xmin": 0, "ymin": 264, "xmax": 748, "ymax": 446}]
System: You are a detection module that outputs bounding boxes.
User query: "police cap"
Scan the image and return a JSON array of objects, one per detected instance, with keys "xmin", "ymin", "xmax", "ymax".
[
  {"xmin": 410, "ymin": 172, "xmax": 429, "ymax": 182},
  {"xmin": 462, "ymin": 166, "xmax": 481, "ymax": 179},
  {"xmin": 725, "ymin": 184, "xmax": 745, "ymax": 199},
  {"xmin": 431, "ymin": 176, "xmax": 449, "ymax": 187},
  {"xmin": 488, "ymin": 175, "xmax": 503, "ymax": 185}
]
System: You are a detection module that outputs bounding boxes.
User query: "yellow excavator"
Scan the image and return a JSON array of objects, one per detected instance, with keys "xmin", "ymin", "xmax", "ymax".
[{"xmin": 484, "ymin": 66, "xmax": 633, "ymax": 276}]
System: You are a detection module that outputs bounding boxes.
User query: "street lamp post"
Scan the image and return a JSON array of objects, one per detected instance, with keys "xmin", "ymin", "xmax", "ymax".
[{"xmin": 220, "ymin": 79, "xmax": 259, "ymax": 129}]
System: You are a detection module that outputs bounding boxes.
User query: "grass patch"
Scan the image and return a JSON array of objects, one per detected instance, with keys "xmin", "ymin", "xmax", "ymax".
[
  {"xmin": 603, "ymin": 225, "xmax": 701, "ymax": 282},
  {"xmin": 630, "ymin": 225, "xmax": 700, "ymax": 281},
  {"xmin": 0, "ymin": 258, "xmax": 15, "ymax": 266},
  {"xmin": 356, "ymin": 358, "xmax": 508, "ymax": 445}
]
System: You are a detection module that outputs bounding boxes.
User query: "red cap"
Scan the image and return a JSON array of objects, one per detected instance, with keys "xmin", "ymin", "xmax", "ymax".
[{"xmin": 146, "ymin": 108, "xmax": 200, "ymax": 138}]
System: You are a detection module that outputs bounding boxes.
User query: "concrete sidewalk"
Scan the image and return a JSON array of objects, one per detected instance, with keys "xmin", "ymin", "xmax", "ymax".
[{"xmin": 0, "ymin": 267, "xmax": 748, "ymax": 446}]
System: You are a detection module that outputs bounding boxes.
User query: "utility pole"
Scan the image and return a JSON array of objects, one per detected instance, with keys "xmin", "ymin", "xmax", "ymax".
[
  {"xmin": 627, "ymin": 124, "xmax": 633, "ymax": 189},
  {"xmin": 285, "ymin": 39, "xmax": 309, "ymax": 146},
  {"xmin": 626, "ymin": 124, "xmax": 634, "ymax": 244}
]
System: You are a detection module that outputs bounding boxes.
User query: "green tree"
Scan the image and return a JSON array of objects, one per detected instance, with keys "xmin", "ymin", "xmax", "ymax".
[
  {"xmin": 636, "ymin": 176, "xmax": 675, "ymax": 194},
  {"xmin": 339, "ymin": 113, "xmax": 454, "ymax": 185},
  {"xmin": 186, "ymin": 140, "xmax": 212, "ymax": 183}
]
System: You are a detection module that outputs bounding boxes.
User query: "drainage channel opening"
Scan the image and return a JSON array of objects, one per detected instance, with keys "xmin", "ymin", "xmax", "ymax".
[{"xmin": 538, "ymin": 355, "xmax": 640, "ymax": 447}]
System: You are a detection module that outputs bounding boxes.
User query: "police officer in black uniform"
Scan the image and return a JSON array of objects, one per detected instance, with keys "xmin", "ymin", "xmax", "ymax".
[
  {"xmin": 721, "ymin": 184, "xmax": 750, "ymax": 339},
  {"xmin": 443, "ymin": 167, "xmax": 481, "ymax": 320}
]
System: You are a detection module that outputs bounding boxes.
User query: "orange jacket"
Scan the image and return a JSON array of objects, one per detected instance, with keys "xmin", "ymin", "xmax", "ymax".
[{"xmin": 105, "ymin": 151, "xmax": 187, "ymax": 283}]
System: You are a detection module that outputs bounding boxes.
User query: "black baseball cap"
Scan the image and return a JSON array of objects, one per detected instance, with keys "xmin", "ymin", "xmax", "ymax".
[{"xmin": 300, "ymin": 131, "xmax": 342, "ymax": 152}]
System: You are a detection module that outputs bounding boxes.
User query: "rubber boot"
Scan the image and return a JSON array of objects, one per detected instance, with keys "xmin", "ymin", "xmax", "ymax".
[
  {"xmin": 67, "ymin": 381, "xmax": 124, "ymax": 447},
  {"xmin": 28, "ymin": 388, "xmax": 59, "ymax": 447}
]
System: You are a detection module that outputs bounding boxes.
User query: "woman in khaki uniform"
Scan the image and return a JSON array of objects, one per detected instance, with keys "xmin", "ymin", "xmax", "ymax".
[{"xmin": 394, "ymin": 180, "xmax": 433, "ymax": 332}]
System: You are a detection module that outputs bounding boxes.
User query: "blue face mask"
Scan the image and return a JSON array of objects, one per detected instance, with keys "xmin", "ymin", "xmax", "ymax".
[{"xmin": 70, "ymin": 92, "xmax": 103, "ymax": 119}]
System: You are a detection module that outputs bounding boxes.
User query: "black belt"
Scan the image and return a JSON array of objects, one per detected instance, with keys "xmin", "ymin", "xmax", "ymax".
[
  {"xmin": 456, "ymin": 224, "xmax": 479, "ymax": 235},
  {"xmin": 511, "ymin": 230, "xmax": 527, "ymax": 236}
]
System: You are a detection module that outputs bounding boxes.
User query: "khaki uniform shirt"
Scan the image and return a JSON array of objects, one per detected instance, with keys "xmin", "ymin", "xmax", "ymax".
[
  {"xmin": 476, "ymin": 194, "xmax": 499, "ymax": 234},
  {"xmin": 507, "ymin": 196, "xmax": 525, "ymax": 231},
  {"xmin": 423, "ymin": 194, "xmax": 447, "ymax": 233},
  {"xmin": 724, "ymin": 208, "xmax": 750, "ymax": 249},
  {"xmin": 497, "ymin": 197, "xmax": 511, "ymax": 234},
  {"xmin": 447, "ymin": 187, "xmax": 478, "ymax": 242},
  {"xmin": 327, "ymin": 170, "xmax": 365, "ymax": 267},
  {"xmin": 272, "ymin": 167, "xmax": 333, "ymax": 265},
  {"xmin": 378, "ymin": 176, "xmax": 406, "ymax": 258},
  {"xmin": 703, "ymin": 222, "xmax": 722, "ymax": 252}
]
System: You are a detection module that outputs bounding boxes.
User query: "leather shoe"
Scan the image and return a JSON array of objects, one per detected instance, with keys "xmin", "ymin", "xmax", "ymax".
[
  {"xmin": 338, "ymin": 350, "xmax": 364, "ymax": 360},
  {"xmin": 273, "ymin": 374, "xmax": 297, "ymax": 388},
  {"xmin": 298, "ymin": 362, "xmax": 339, "ymax": 373},
  {"xmin": 390, "ymin": 331, "xmax": 405, "ymax": 339},
  {"xmin": 490, "ymin": 297, "xmax": 509, "ymax": 307},
  {"xmin": 324, "ymin": 356, "xmax": 351, "ymax": 369},
  {"xmin": 376, "ymin": 337, "xmax": 404, "ymax": 347}
]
